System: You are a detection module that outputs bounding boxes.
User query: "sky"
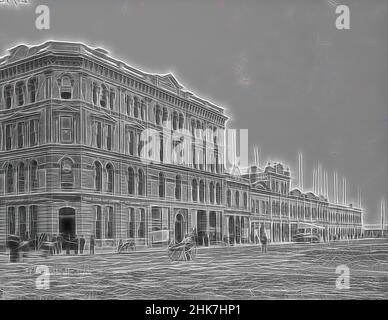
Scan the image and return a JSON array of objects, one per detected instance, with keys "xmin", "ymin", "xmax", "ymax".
[{"xmin": 0, "ymin": 0, "xmax": 387, "ymax": 224}]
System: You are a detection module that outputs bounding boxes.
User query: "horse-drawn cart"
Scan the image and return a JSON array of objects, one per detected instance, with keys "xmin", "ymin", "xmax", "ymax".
[{"xmin": 168, "ymin": 233, "xmax": 197, "ymax": 261}]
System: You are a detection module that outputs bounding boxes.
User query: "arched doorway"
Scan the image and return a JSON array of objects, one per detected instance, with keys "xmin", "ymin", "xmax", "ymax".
[
  {"xmin": 175, "ymin": 213, "xmax": 184, "ymax": 243},
  {"xmin": 59, "ymin": 207, "xmax": 76, "ymax": 239}
]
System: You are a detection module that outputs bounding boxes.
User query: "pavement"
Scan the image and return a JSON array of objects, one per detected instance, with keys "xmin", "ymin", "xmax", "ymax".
[{"xmin": 0, "ymin": 238, "xmax": 387, "ymax": 299}]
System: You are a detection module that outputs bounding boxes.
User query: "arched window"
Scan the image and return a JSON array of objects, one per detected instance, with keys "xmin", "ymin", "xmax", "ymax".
[
  {"xmin": 216, "ymin": 183, "xmax": 221, "ymax": 205},
  {"xmin": 61, "ymin": 158, "xmax": 73, "ymax": 189},
  {"xmin": 100, "ymin": 84, "xmax": 108, "ymax": 108},
  {"xmin": 106, "ymin": 163, "xmax": 114, "ymax": 193},
  {"xmin": 30, "ymin": 160, "xmax": 38, "ymax": 191},
  {"xmin": 7, "ymin": 207, "xmax": 15, "ymax": 235},
  {"xmin": 128, "ymin": 167, "xmax": 135, "ymax": 195},
  {"xmin": 95, "ymin": 206, "xmax": 102, "ymax": 239},
  {"xmin": 209, "ymin": 182, "xmax": 215, "ymax": 204},
  {"xmin": 192, "ymin": 179, "xmax": 198, "ymax": 202},
  {"xmin": 15, "ymin": 82, "xmax": 25, "ymax": 106},
  {"xmin": 6, "ymin": 164, "xmax": 14, "ymax": 194},
  {"xmin": 175, "ymin": 175, "xmax": 182, "ymax": 200},
  {"xmin": 28, "ymin": 78, "xmax": 37, "ymax": 103},
  {"xmin": 95, "ymin": 162, "xmax": 102, "ymax": 191},
  {"xmin": 138, "ymin": 169, "xmax": 145, "ymax": 196},
  {"xmin": 227, "ymin": 189, "xmax": 231, "ymax": 207},
  {"xmin": 5, "ymin": 85, "xmax": 12, "ymax": 109},
  {"xmin": 158, "ymin": 172, "xmax": 165, "ymax": 198},
  {"xmin": 18, "ymin": 163, "xmax": 25, "ymax": 193},
  {"xmin": 19, "ymin": 206, "xmax": 27, "ymax": 240},
  {"xmin": 235, "ymin": 191, "xmax": 240, "ymax": 207},
  {"xmin": 199, "ymin": 180, "xmax": 205, "ymax": 203},
  {"xmin": 60, "ymin": 76, "xmax": 72, "ymax": 99},
  {"xmin": 243, "ymin": 192, "xmax": 248, "ymax": 209}
]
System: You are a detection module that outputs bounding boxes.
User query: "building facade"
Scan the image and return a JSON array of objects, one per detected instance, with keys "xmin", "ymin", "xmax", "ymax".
[{"xmin": 0, "ymin": 42, "xmax": 363, "ymax": 251}]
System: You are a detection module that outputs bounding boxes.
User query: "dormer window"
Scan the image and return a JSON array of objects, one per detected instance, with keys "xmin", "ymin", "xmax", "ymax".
[{"xmin": 60, "ymin": 76, "xmax": 72, "ymax": 99}]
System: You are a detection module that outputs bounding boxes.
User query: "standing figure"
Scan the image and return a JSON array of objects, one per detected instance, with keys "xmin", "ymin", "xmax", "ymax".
[
  {"xmin": 74, "ymin": 236, "xmax": 78, "ymax": 255},
  {"xmin": 260, "ymin": 231, "xmax": 268, "ymax": 254},
  {"xmin": 80, "ymin": 235, "xmax": 85, "ymax": 254}
]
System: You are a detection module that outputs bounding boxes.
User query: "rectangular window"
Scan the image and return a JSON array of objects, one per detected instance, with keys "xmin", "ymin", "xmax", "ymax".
[
  {"xmin": 30, "ymin": 206, "xmax": 38, "ymax": 238},
  {"xmin": 17, "ymin": 122, "xmax": 24, "ymax": 148},
  {"xmin": 106, "ymin": 207, "xmax": 114, "ymax": 239},
  {"xmin": 106, "ymin": 124, "xmax": 112, "ymax": 151},
  {"xmin": 129, "ymin": 208, "xmax": 136, "ymax": 238},
  {"xmin": 60, "ymin": 116, "xmax": 73, "ymax": 143},
  {"xmin": 5, "ymin": 124, "xmax": 12, "ymax": 150},
  {"xmin": 96, "ymin": 121, "xmax": 102, "ymax": 149},
  {"xmin": 29, "ymin": 120, "xmax": 38, "ymax": 146},
  {"xmin": 95, "ymin": 206, "xmax": 102, "ymax": 239}
]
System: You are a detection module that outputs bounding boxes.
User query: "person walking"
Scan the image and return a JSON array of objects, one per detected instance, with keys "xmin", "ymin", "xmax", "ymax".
[
  {"xmin": 80, "ymin": 235, "xmax": 85, "ymax": 254},
  {"xmin": 90, "ymin": 235, "xmax": 95, "ymax": 255},
  {"xmin": 260, "ymin": 231, "xmax": 268, "ymax": 254}
]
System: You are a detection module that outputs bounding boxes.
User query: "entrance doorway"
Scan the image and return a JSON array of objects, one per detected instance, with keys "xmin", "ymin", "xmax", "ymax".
[{"xmin": 59, "ymin": 207, "xmax": 76, "ymax": 239}]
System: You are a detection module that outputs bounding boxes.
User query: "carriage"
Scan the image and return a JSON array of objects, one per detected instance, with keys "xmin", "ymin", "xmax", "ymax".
[{"xmin": 167, "ymin": 232, "xmax": 197, "ymax": 261}]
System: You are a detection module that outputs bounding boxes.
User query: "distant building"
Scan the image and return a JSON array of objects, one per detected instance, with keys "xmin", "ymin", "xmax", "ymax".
[{"xmin": 0, "ymin": 41, "xmax": 363, "ymax": 251}]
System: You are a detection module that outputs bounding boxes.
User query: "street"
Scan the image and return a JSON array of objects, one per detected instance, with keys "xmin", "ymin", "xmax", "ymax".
[{"xmin": 0, "ymin": 239, "xmax": 387, "ymax": 300}]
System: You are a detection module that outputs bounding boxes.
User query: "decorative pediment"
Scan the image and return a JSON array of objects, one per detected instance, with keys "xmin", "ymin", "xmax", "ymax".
[
  {"xmin": 253, "ymin": 181, "xmax": 269, "ymax": 190},
  {"xmin": 157, "ymin": 73, "xmax": 183, "ymax": 94}
]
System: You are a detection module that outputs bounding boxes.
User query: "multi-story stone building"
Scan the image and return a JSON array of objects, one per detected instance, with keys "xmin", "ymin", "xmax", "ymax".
[{"xmin": 0, "ymin": 41, "xmax": 363, "ymax": 251}]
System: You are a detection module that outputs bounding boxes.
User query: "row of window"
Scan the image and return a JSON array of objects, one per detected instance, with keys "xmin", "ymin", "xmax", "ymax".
[
  {"xmin": 7, "ymin": 206, "xmax": 38, "ymax": 240},
  {"xmin": 4, "ymin": 161, "xmax": 38, "ymax": 193},
  {"xmin": 3, "ymin": 78, "xmax": 38, "ymax": 109},
  {"xmin": 94, "ymin": 206, "xmax": 146, "ymax": 240},
  {"xmin": 4, "ymin": 120, "xmax": 38, "ymax": 151},
  {"xmin": 226, "ymin": 189, "xmax": 248, "ymax": 209}
]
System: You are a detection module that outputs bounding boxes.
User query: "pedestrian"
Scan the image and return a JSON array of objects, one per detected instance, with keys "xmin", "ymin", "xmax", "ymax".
[
  {"xmin": 58, "ymin": 234, "xmax": 63, "ymax": 254},
  {"xmin": 80, "ymin": 235, "xmax": 85, "ymax": 254},
  {"xmin": 90, "ymin": 235, "xmax": 95, "ymax": 255},
  {"xmin": 260, "ymin": 232, "xmax": 268, "ymax": 254}
]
